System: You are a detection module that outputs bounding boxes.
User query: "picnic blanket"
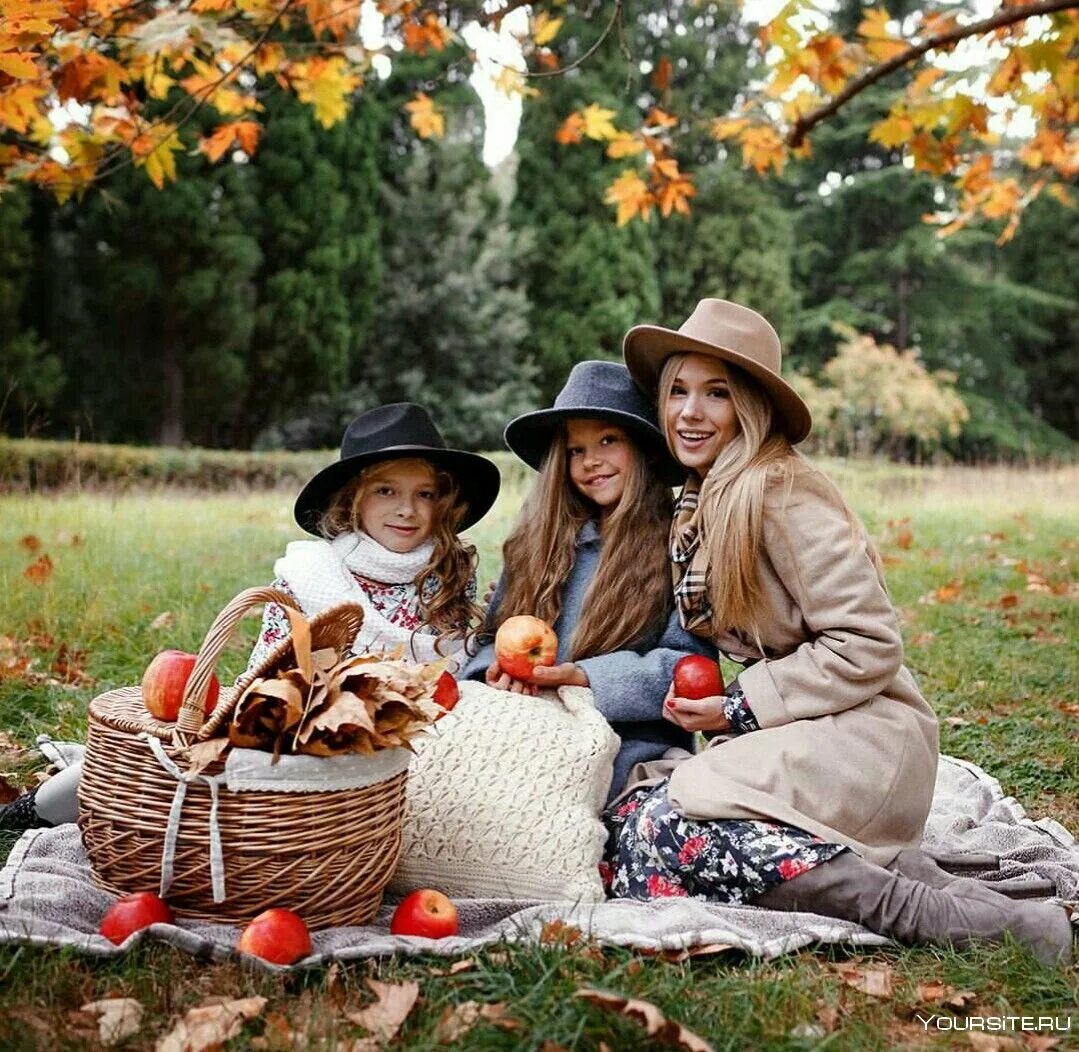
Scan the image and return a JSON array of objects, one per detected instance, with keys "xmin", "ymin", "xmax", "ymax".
[{"xmin": 1, "ymin": 746, "xmax": 1076, "ymax": 971}]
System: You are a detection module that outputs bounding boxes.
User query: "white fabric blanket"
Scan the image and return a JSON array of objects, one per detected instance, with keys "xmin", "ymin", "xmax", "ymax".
[{"xmin": 1, "ymin": 752, "xmax": 1076, "ymax": 972}]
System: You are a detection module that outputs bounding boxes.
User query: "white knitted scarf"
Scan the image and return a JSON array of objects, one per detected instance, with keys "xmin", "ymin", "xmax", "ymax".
[{"xmin": 274, "ymin": 532, "xmax": 464, "ymax": 667}]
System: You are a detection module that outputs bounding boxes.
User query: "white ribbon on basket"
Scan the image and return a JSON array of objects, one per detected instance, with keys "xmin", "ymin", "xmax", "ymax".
[{"xmin": 142, "ymin": 735, "xmax": 228, "ymax": 904}]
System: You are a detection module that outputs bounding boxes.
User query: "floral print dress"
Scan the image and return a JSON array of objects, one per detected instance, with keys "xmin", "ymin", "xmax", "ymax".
[{"xmin": 600, "ymin": 682, "xmax": 846, "ymax": 903}]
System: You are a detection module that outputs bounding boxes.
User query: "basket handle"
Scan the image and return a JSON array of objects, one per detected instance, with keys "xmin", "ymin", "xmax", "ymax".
[{"xmin": 174, "ymin": 586, "xmax": 300, "ymax": 743}]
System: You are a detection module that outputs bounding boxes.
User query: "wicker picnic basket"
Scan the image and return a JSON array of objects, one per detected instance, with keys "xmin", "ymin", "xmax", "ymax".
[{"xmin": 77, "ymin": 586, "xmax": 411, "ymax": 928}]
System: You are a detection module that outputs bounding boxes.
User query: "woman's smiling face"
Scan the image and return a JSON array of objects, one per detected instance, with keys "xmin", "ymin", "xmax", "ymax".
[
  {"xmin": 565, "ymin": 418, "xmax": 633, "ymax": 515},
  {"xmin": 664, "ymin": 354, "xmax": 740, "ymax": 471}
]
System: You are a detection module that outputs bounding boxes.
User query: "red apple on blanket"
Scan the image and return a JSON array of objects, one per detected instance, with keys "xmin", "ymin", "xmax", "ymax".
[
  {"xmin": 390, "ymin": 889, "xmax": 459, "ymax": 939},
  {"xmin": 236, "ymin": 908, "xmax": 312, "ymax": 965},
  {"xmin": 99, "ymin": 891, "xmax": 175, "ymax": 945},
  {"xmin": 494, "ymin": 615, "xmax": 558, "ymax": 682},
  {"xmin": 141, "ymin": 649, "xmax": 220, "ymax": 723},
  {"xmin": 433, "ymin": 671, "xmax": 460, "ymax": 718},
  {"xmin": 671, "ymin": 655, "xmax": 725, "ymax": 700}
]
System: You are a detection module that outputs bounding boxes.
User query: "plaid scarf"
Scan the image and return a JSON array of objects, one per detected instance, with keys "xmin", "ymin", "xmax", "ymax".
[{"xmin": 670, "ymin": 472, "xmax": 714, "ymax": 638}]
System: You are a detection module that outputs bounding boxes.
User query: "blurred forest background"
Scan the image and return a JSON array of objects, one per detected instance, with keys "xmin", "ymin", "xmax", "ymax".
[{"xmin": 2, "ymin": 0, "xmax": 1076, "ymax": 464}]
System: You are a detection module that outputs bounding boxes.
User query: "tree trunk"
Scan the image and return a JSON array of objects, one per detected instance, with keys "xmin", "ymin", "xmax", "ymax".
[
  {"xmin": 159, "ymin": 307, "xmax": 184, "ymax": 446},
  {"xmin": 896, "ymin": 269, "xmax": 911, "ymax": 351}
]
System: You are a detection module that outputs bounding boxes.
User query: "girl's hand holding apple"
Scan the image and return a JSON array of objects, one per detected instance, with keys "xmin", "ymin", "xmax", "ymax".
[
  {"xmin": 484, "ymin": 659, "xmax": 538, "ymax": 696},
  {"xmin": 662, "ymin": 685, "xmax": 731, "ymax": 734}
]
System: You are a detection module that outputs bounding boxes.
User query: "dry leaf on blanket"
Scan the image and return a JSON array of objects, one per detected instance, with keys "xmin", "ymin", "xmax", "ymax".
[
  {"xmin": 574, "ymin": 988, "xmax": 715, "ymax": 1052},
  {"xmin": 155, "ymin": 995, "xmax": 266, "ymax": 1052},
  {"xmin": 0, "ymin": 775, "xmax": 19, "ymax": 804},
  {"xmin": 345, "ymin": 979, "xmax": 419, "ymax": 1042},
  {"xmin": 827, "ymin": 961, "xmax": 894, "ymax": 999},
  {"xmin": 81, "ymin": 998, "xmax": 143, "ymax": 1046},
  {"xmin": 540, "ymin": 919, "xmax": 582, "ymax": 947}
]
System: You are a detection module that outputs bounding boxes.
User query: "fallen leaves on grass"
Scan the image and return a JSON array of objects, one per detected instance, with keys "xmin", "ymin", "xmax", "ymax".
[
  {"xmin": 914, "ymin": 981, "xmax": 976, "ymax": 1011},
  {"xmin": 574, "ymin": 988, "xmax": 715, "ymax": 1051},
  {"xmin": 0, "ymin": 635, "xmax": 94, "ymax": 690},
  {"xmin": 18, "ymin": 534, "xmax": 41, "ymax": 551},
  {"xmin": 917, "ymin": 580, "xmax": 963, "ymax": 605},
  {"xmin": 81, "ymin": 998, "xmax": 143, "ymax": 1046},
  {"xmin": 23, "ymin": 554, "xmax": 54, "ymax": 583},
  {"xmin": 911, "ymin": 632, "xmax": 936, "ymax": 646},
  {"xmin": 149, "ymin": 611, "xmax": 176, "ymax": 630},
  {"xmin": 156, "ymin": 996, "xmax": 266, "ymax": 1052},
  {"xmin": 0, "ymin": 775, "xmax": 20, "ymax": 804},
  {"xmin": 826, "ymin": 960, "xmax": 894, "ymax": 998},
  {"xmin": 433, "ymin": 1000, "xmax": 521, "ymax": 1042},
  {"xmin": 345, "ymin": 979, "xmax": 418, "ymax": 1042},
  {"xmin": 427, "ymin": 957, "xmax": 476, "ymax": 976}
]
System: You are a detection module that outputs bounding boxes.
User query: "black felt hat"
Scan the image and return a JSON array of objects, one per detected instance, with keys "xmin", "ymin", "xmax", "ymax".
[
  {"xmin": 293, "ymin": 403, "xmax": 501, "ymax": 535},
  {"xmin": 504, "ymin": 361, "xmax": 684, "ymax": 486}
]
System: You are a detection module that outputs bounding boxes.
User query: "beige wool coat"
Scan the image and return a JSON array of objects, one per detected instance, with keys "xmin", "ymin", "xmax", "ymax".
[{"xmin": 625, "ymin": 465, "xmax": 939, "ymax": 867}]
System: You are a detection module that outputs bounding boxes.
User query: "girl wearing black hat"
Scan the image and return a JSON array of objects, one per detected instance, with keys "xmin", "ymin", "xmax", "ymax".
[
  {"xmin": 459, "ymin": 361, "xmax": 717, "ymax": 810},
  {"xmin": 0, "ymin": 404, "xmax": 501, "ymax": 834}
]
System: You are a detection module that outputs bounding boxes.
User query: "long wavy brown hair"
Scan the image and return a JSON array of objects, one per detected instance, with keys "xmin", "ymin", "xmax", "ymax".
[
  {"xmin": 317, "ymin": 457, "xmax": 484, "ymax": 653},
  {"xmin": 495, "ymin": 425, "xmax": 674, "ymax": 658},
  {"xmin": 658, "ymin": 353, "xmax": 873, "ymax": 646}
]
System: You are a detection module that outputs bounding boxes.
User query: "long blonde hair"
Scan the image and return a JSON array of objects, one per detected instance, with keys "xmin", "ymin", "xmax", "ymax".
[
  {"xmin": 659, "ymin": 353, "xmax": 871, "ymax": 642},
  {"xmin": 317, "ymin": 457, "xmax": 484, "ymax": 648},
  {"xmin": 496, "ymin": 426, "xmax": 673, "ymax": 659}
]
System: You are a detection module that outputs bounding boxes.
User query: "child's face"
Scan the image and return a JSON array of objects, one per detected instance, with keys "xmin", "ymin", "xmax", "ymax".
[
  {"xmin": 354, "ymin": 460, "xmax": 438, "ymax": 553},
  {"xmin": 565, "ymin": 419, "xmax": 633, "ymax": 515},
  {"xmin": 664, "ymin": 353, "xmax": 740, "ymax": 472}
]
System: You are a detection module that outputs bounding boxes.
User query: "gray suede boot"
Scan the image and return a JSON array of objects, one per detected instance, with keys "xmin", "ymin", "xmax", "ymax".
[
  {"xmin": 757, "ymin": 851, "xmax": 1073, "ymax": 968},
  {"xmin": 888, "ymin": 848, "xmax": 1057, "ymax": 901}
]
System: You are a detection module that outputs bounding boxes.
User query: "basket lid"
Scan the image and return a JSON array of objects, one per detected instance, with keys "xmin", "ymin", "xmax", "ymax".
[{"xmin": 88, "ymin": 685, "xmax": 185, "ymax": 741}]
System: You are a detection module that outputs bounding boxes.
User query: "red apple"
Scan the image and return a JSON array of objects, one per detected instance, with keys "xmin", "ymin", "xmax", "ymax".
[
  {"xmin": 99, "ymin": 891, "xmax": 174, "ymax": 945},
  {"xmin": 236, "ymin": 908, "xmax": 312, "ymax": 965},
  {"xmin": 494, "ymin": 615, "xmax": 558, "ymax": 682},
  {"xmin": 141, "ymin": 649, "xmax": 219, "ymax": 723},
  {"xmin": 433, "ymin": 670, "xmax": 459, "ymax": 717},
  {"xmin": 390, "ymin": 889, "xmax": 459, "ymax": 939},
  {"xmin": 672, "ymin": 655, "xmax": 725, "ymax": 700}
]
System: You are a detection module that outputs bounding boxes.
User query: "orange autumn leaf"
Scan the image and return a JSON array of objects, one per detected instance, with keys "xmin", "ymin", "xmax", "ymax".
[
  {"xmin": 404, "ymin": 92, "xmax": 443, "ymax": 139},
  {"xmin": 555, "ymin": 111, "xmax": 584, "ymax": 145},
  {"xmin": 0, "ymin": 52, "xmax": 39, "ymax": 79},
  {"xmin": 651, "ymin": 55, "xmax": 672, "ymax": 93},
  {"xmin": 199, "ymin": 121, "xmax": 260, "ymax": 162},
  {"xmin": 19, "ymin": 534, "xmax": 42, "ymax": 551},
  {"xmin": 739, "ymin": 125, "xmax": 786, "ymax": 175},
  {"xmin": 23, "ymin": 554, "xmax": 54, "ymax": 583},
  {"xmin": 710, "ymin": 117, "xmax": 749, "ymax": 142},
  {"xmin": 858, "ymin": 8, "xmax": 908, "ymax": 63},
  {"xmin": 606, "ymin": 132, "xmax": 644, "ymax": 159},
  {"xmin": 645, "ymin": 106, "xmax": 677, "ymax": 129},
  {"xmin": 604, "ymin": 169, "xmax": 654, "ymax": 226},
  {"xmin": 401, "ymin": 14, "xmax": 451, "ymax": 56}
]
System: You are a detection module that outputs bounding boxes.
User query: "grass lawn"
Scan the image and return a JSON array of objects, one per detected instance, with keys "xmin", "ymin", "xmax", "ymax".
[{"xmin": 1, "ymin": 461, "xmax": 1076, "ymax": 1050}]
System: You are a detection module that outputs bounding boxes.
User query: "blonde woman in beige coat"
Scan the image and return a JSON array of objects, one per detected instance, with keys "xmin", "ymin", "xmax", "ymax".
[{"xmin": 612, "ymin": 298, "xmax": 1072, "ymax": 967}]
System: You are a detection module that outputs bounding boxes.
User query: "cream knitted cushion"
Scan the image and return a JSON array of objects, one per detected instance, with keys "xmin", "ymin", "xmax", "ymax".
[{"xmin": 389, "ymin": 680, "xmax": 620, "ymax": 902}]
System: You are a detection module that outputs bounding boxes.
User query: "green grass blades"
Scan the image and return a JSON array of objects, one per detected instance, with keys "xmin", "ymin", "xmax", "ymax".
[{"xmin": 0, "ymin": 462, "xmax": 1077, "ymax": 1049}]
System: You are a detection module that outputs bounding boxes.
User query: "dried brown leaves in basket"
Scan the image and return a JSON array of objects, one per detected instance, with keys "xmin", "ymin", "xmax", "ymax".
[{"xmin": 228, "ymin": 606, "xmax": 443, "ymax": 759}]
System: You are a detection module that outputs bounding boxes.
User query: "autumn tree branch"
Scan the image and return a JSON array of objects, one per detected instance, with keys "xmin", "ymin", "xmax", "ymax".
[{"xmin": 787, "ymin": 0, "xmax": 1079, "ymax": 147}]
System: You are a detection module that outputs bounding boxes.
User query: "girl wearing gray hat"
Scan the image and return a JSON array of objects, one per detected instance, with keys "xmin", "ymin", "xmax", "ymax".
[
  {"xmin": 611, "ymin": 298, "xmax": 1071, "ymax": 967},
  {"xmin": 459, "ymin": 360, "xmax": 717, "ymax": 809}
]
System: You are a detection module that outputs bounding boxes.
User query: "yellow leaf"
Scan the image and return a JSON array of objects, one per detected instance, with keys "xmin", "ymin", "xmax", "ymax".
[
  {"xmin": 492, "ymin": 67, "xmax": 537, "ymax": 99},
  {"xmin": 869, "ymin": 113, "xmax": 913, "ymax": 149},
  {"xmin": 908, "ymin": 67, "xmax": 944, "ymax": 97},
  {"xmin": 606, "ymin": 132, "xmax": 644, "ymax": 159},
  {"xmin": 291, "ymin": 56, "xmax": 359, "ymax": 128},
  {"xmin": 532, "ymin": 12, "xmax": 562, "ymax": 47},
  {"xmin": 404, "ymin": 91, "xmax": 444, "ymax": 139},
  {"xmin": 604, "ymin": 169, "xmax": 654, "ymax": 226},
  {"xmin": 858, "ymin": 8, "xmax": 908, "ymax": 62},
  {"xmin": 0, "ymin": 52, "xmax": 39, "ymax": 78},
  {"xmin": 131, "ymin": 125, "xmax": 183, "ymax": 189},
  {"xmin": 710, "ymin": 116, "xmax": 748, "ymax": 141},
  {"xmin": 581, "ymin": 102, "xmax": 618, "ymax": 141},
  {"xmin": 980, "ymin": 178, "xmax": 1021, "ymax": 221}
]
